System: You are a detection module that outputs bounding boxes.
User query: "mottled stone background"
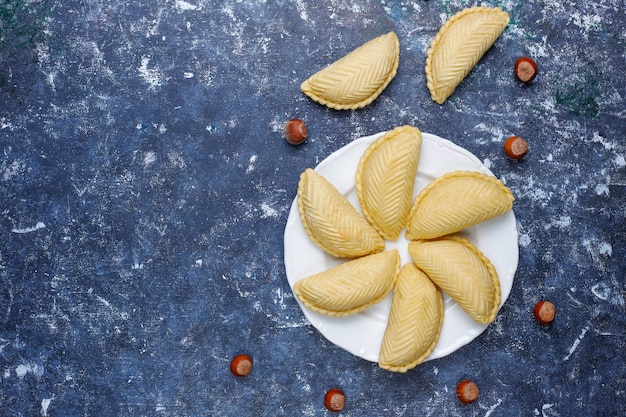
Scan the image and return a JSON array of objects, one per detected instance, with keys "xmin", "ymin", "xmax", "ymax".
[{"xmin": 1, "ymin": 0, "xmax": 624, "ymax": 416}]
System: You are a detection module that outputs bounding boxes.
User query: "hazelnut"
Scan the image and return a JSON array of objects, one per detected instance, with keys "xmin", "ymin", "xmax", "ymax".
[
  {"xmin": 503, "ymin": 136, "xmax": 528, "ymax": 160},
  {"xmin": 284, "ymin": 118, "xmax": 308, "ymax": 145},
  {"xmin": 324, "ymin": 388, "xmax": 345, "ymax": 412},
  {"xmin": 230, "ymin": 353, "xmax": 253, "ymax": 377},
  {"xmin": 456, "ymin": 379, "xmax": 479, "ymax": 404},
  {"xmin": 533, "ymin": 300, "xmax": 556, "ymax": 324},
  {"xmin": 514, "ymin": 57, "xmax": 538, "ymax": 83}
]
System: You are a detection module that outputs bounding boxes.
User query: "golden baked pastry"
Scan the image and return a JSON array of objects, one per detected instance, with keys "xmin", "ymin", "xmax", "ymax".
[
  {"xmin": 408, "ymin": 236, "xmax": 501, "ymax": 324},
  {"xmin": 379, "ymin": 263, "xmax": 444, "ymax": 372},
  {"xmin": 300, "ymin": 32, "xmax": 400, "ymax": 110},
  {"xmin": 425, "ymin": 6, "xmax": 509, "ymax": 104},
  {"xmin": 406, "ymin": 170, "xmax": 514, "ymax": 240},
  {"xmin": 356, "ymin": 125, "xmax": 422, "ymax": 240},
  {"xmin": 293, "ymin": 250, "xmax": 400, "ymax": 316},
  {"xmin": 298, "ymin": 168, "xmax": 385, "ymax": 258}
]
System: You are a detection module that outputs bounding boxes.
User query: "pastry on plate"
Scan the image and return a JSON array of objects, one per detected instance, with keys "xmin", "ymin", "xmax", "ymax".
[
  {"xmin": 425, "ymin": 6, "xmax": 509, "ymax": 104},
  {"xmin": 406, "ymin": 170, "xmax": 514, "ymax": 240},
  {"xmin": 379, "ymin": 263, "xmax": 444, "ymax": 372},
  {"xmin": 298, "ymin": 168, "xmax": 385, "ymax": 258},
  {"xmin": 293, "ymin": 250, "xmax": 400, "ymax": 316},
  {"xmin": 356, "ymin": 125, "xmax": 423, "ymax": 240},
  {"xmin": 408, "ymin": 236, "xmax": 501, "ymax": 324},
  {"xmin": 301, "ymin": 32, "xmax": 400, "ymax": 110}
]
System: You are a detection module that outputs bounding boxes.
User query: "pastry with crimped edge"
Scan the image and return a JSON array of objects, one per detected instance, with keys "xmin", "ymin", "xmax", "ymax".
[
  {"xmin": 425, "ymin": 6, "xmax": 509, "ymax": 104},
  {"xmin": 293, "ymin": 250, "xmax": 400, "ymax": 317},
  {"xmin": 301, "ymin": 32, "xmax": 400, "ymax": 110},
  {"xmin": 408, "ymin": 236, "xmax": 501, "ymax": 324},
  {"xmin": 379, "ymin": 263, "xmax": 444, "ymax": 373},
  {"xmin": 356, "ymin": 125, "xmax": 422, "ymax": 240},
  {"xmin": 406, "ymin": 170, "xmax": 514, "ymax": 241},
  {"xmin": 297, "ymin": 168, "xmax": 385, "ymax": 258}
]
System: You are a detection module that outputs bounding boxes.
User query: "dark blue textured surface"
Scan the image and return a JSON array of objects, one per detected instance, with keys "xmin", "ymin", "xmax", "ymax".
[{"xmin": 1, "ymin": 0, "xmax": 624, "ymax": 416}]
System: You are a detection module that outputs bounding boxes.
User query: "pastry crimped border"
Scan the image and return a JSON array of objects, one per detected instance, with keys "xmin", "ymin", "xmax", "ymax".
[
  {"xmin": 355, "ymin": 125, "xmax": 422, "ymax": 240},
  {"xmin": 424, "ymin": 6, "xmax": 509, "ymax": 104},
  {"xmin": 438, "ymin": 235, "xmax": 501, "ymax": 324},
  {"xmin": 293, "ymin": 251, "xmax": 401, "ymax": 317},
  {"xmin": 378, "ymin": 265, "xmax": 445, "ymax": 372},
  {"xmin": 300, "ymin": 32, "xmax": 400, "ymax": 110},
  {"xmin": 406, "ymin": 169, "xmax": 514, "ymax": 238}
]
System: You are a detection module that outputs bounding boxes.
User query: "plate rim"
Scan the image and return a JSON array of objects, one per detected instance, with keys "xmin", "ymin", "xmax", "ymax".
[{"xmin": 284, "ymin": 131, "xmax": 519, "ymax": 363}]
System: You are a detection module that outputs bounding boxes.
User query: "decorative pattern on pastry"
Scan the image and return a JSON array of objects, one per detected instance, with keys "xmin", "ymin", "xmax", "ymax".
[
  {"xmin": 425, "ymin": 6, "xmax": 509, "ymax": 104},
  {"xmin": 408, "ymin": 236, "xmax": 501, "ymax": 324},
  {"xmin": 356, "ymin": 125, "xmax": 423, "ymax": 240},
  {"xmin": 293, "ymin": 250, "xmax": 400, "ymax": 316},
  {"xmin": 406, "ymin": 170, "xmax": 514, "ymax": 240},
  {"xmin": 297, "ymin": 168, "xmax": 385, "ymax": 258},
  {"xmin": 378, "ymin": 263, "xmax": 444, "ymax": 373},
  {"xmin": 300, "ymin": 32, "xmax": 400, "ymax": 110}
]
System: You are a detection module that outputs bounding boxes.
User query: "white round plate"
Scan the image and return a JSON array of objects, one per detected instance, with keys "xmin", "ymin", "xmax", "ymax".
[{"xmin": 284, "ymin": 132, "xmax": 518, "ymax": 363}]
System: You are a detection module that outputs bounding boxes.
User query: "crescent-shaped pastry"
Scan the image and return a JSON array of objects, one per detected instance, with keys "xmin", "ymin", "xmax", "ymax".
[
  {"xmin": 300, "ymin": 32, "xmax": 400, "ymax": 110},
  {"xmin": 406, "ymin": 170, "xmax": 514, "ymax": 240},
  {"xmin": 356, "ymin": 125, "xmax": 423, "ymax": 240},
  {"xmin": 408, "ymin": 236, "xmax": 501, "ymax": 324},
  {"xmin": 425, "ymin": 6, "xmax": 509, "ymax": 104},
  {"xmin": 298, "ymin": 168, "xmax": 385, "ymax": 258},
  {"xmin": 379, "ymin": 263, "xmax": 444, "ymax": 372},
  {"xmin": 293, "ymin": 250, "xmax": 400, "ymax": 316}
]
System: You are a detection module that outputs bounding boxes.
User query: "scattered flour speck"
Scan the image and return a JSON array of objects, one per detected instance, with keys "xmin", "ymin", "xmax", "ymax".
[
  {"xmin": 15, "ymin": 365, "xmax": 28, "ymax": 377},
  {"xmin": 597, "ymin": 242, "xmax": 612, "ymax": 256},
  {"xmin": 144, "ymin": 151, "xmax": 156, "ymax": 166},
  {"xmin": 591, "ymin": 282, "xmax": 610, "ymax": 300},
  {"xmin": 41, "ymin": 398, "xmax": 52, "ymax": 417},
  {"xmin": 3, "ymin": 160, "xmax": 23, "ymax": 181},
  {"xmin": 246, "ymin": 155, "xmax": 258, "ymax": 174},
  {"xmin": 176, "ymin": 0, "xmax": 201, "ymax": 11},
  {"xmin": 595, "ymin": 184, "xmax": 609, "ymax": 196},
  {"xmin": 1, "ymin": 117, "xmax": 13, "ymax": 130},
  {"xmin": 526, "ymin": 35, "xmax": 550, "ymax": 58},
  {"xmin": 260, "ymin": 202, "xmax": 279, "ymax": 218},
  {"xmin": 270, "ymin": 118, "xmax": 284, "ymax": 133},
  {"xmin": 485, "ymin": 398, "xmax": 503, "ymax": 417},
  {"xmin": 541, "ymin": 403, "xmax": 555, "ymax": 416},
  {"xmin": 16, "ymin": 363, "xmax": 44, "ymax": 378},
  {"xmin": 295, "ymin": 0, "xmax": 308, "ymax": 21},
  {"xmin": 138, "ymin": 56, "xmax": 164, "ymax": 90},
  {"xmin": 473, "ymin": 123, "xmax": 506, "ymax": 141},
  {"xmin": 546, "ymin": 215, "xmax": 571, "ymax": 230},
  {"xmin": 11, "ymin": 222, "xmax": 46, "ymax": 234},
  {"xmin": 590, "ymin": 131, "xmax": 616, "ymax": 150}
]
